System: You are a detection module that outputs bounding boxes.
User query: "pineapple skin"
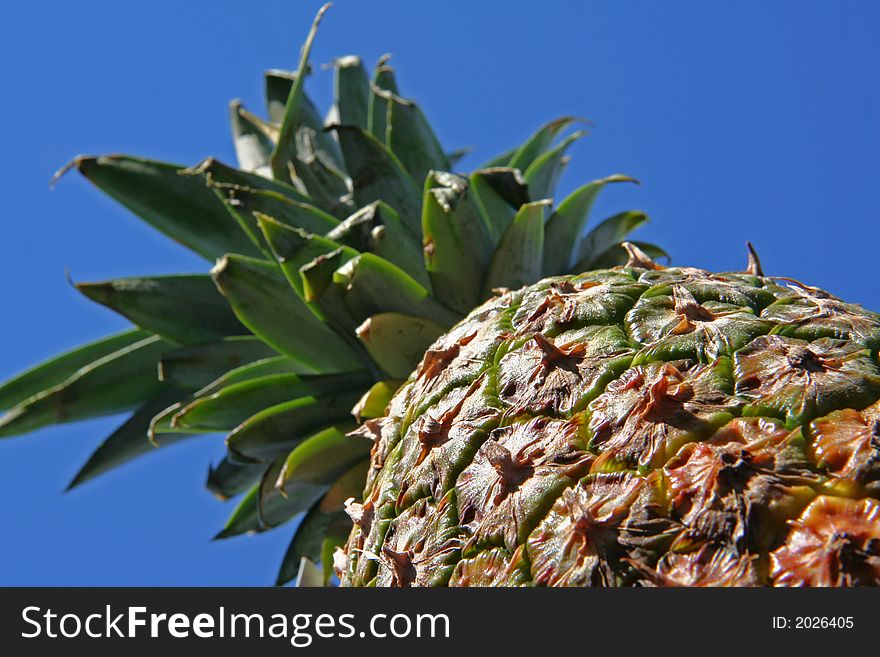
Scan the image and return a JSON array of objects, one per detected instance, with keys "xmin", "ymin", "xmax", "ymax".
[{"xmin": 340, "ymin": 265, "xmax": 880, "ymax": 587}]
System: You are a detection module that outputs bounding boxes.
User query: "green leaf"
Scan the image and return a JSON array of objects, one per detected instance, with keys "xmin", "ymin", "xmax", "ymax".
[
  {"xmin": 157, "ymin": 337, "xmax": 280, "ymax": 390},
  {"xmin": 299, "ymin": 247, "xmax": 360, "ymax": 305},
  {"xmin": 271, "ymin": 432, "xmax": 370, "ymax": 573},
  {"xmin": 190, "ymin": 157, "xmax": 312, "ymax": 205},
  {"xmin": 356, "ymin": 313, "xmax": 445, "ymax": 379},
  {"xmin": 199, "ymin": 356, "xmax": 310, "ymax": 394},
  {"xmin": 76, "ymin": 275, "xmax": 245, "ymax": 345},
  {"xmin": 523, "ymin": 130, "xmax": 585, "ymax": 201},
  {"xmin": 383, "ymin": 90, "xmax": 449, "ymax": 184},
  {"xmin": 225, "ymin": 187, "xmax": 339, "ymax": 239},
  {"xmin": 67, "ymin": 388, "xmax": 194, "ymax": 489},
  {"xmin": 172, "ymin": 372, "xmax": 371, "ymax": 432},
  {"xmin": 481, "ymin": 146, "xmax": 517, "ymax": 169},
  {"xmin": 215, "ymin": 456, "xmax": 327, "ymax": 539},
  {"xmin": 331, "ymin": 124, "xmax": 422, "ymax": 233},
  {"xmin": 229, "ymin": 100, "xmax": 275, "ymax": 176},
  {"xmin": 160, "ymin": 358, "xmax": 321, "ymax": 442},
  {"xmin": 367, "ymin": 55, "xmax": 398, "ymax": 140},
  {"xmin": 332, "ymin": 253, "xmax": 459, "ymax": 327},
  {"xmin": 148, "ymin": 398, "xmax": 204, "ymax": 444},
  {"xmin": 214, "ymin": 458, "xmax": 324, "ymax": 539},
  {"xmin": 288, "ymin": 142, "xmax": 351, "ymax": 218},
  {"xmin": 353, "ymin": 380, "xmax": 402, "ymax": 421},
  {"xmin": 257, "ymin": 214, "xmax": 358, "ymax": 298},
  {"xmin": 265, "ymin": 69, "xmax": 295, "ymax": 124},
  {"xmin": 278, "ymin": 425, "xmax": 372, "ymax": 491},
  {"xmin": 270, "ymin": 4, "xmax": 331, "ymax": 182},
  {"xmin": 264, "ymin": 64, "xmax": 351, "ymax": 211},
  {"xmin": 297, "ymin": 251, "xmax": 376, "ymax": 370},
  {"xmin": 325, "ymin": 202, "xmax": 428, "ymax": 287},
  {"xmin": 61, "ymin": 155, "xmax": 263, "ymax": 261},
  {"xmin": 542, "ymin": 174, "xmax": 638, "ymax": 276},
  {"xmin": 207, "ymin": 456, "xmax": 265, "ymax": 501},
  {"xmin": 470, "ymin": 167, "xmax": 530, "ymax": 244},
  {"xmin": 258, "ymin": 457, "xmax": 325, "ymax": 532},
  {"xmin": 263, "ymin": 81, "xmax": 350, "ymax": 215},
  {"xmin": 421, "ymin": 172, "xmax": 494, "ymax": 314},
  {"xmin": 211, "ymin": 254, "xmax": 362, "ymax": 373},
  {"xmin": 508, "ymin": 116, "xmax": 583, "ymax": 171},
  {"xmin": 0, "ymin": 335, "xmax": 172, "ymax": 438},
  {"xmin": 573, "ymin": 210, "xmax": 649, "ymax": 271},
  {"xmin": 0, "ymin": 329, "xmax": 150, "ymax": 411},
  {"xmin": 225, "ymin": 396, "xmax": 361, "ymax": 463},
  {"xmin": 214, "ymin": 484, "xmax": 261, "ymax": 538},
  {"xmin": 146, "ymin": 401, "xmax": 180, "ymax": 437},
  {"xmin": 264, "ymin": 69, "xmax": 344, "ymax": 170},
  {"xmin": 333, "ymin": 56, "xmax": 371, "ymax": 130},
  {"xmin": 373, "ymin": 55, "xmax": 399, "ymax": 92},
  {"xmin": 276, "ymin": 503, "xmax": 351, "ymax": 585},
  {"xmin": 320, "ymin": 538, "xmax": 339, "ymax": 584},
  {"xmin": 484, "ymin": 200, "xmax": 547, "ymax": 293},
  {"xmin": 192, "ymin": 158, "xmax": 318, "ymax": 253}
]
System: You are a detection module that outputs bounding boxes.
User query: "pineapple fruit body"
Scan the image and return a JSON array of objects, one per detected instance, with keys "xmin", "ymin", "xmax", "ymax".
[{"xmin": 340, "ymin": 264, "xmax": 880, "ymax": 586}]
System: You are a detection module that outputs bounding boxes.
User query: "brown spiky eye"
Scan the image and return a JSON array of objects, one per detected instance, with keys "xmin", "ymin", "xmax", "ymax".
[{"xmin": 770, "ymin": 496, "xmax": 880, "ymax": 586}]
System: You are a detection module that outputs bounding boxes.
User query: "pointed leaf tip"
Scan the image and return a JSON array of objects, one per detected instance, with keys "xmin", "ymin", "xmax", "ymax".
[
  {"xmin": 65, "ymin": 389, "xmax": 193, "ymax": 490},
  {"xmin": 75, "ymin": 274, "xmax": 245, "ymax": 345},
  {"xmin": 622, "ymin": 241, "xmax": 664, "ymax": 270},
  {"xmin": 49, "ymin": 155, "xmax": 91, "ymax": 190},
  {"xmin": 507, "ymin": 116, "xmax": 592, "ymax": 171},
  {"xmin": 269, "ymin": 1, "xmax": 333, "ymax": 181},
  {"xmin": 745, "ymin": 242, "xmax": 764, "ymax": 277}
]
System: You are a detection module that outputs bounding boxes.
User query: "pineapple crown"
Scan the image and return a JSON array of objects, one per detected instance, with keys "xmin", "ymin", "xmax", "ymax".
[{"xmin": 0, "ymin": 4, "xmax": 661, "ymax": 585}]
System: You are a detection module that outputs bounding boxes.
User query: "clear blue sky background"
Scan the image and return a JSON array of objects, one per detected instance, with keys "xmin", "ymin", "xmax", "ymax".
[{"xmin": 1, "ymin": 1, "xmax": 878, "ymax": 585}]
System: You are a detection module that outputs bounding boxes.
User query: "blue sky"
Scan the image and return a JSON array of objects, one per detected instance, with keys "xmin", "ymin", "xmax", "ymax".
[{"xmin": 1, "ymin": 0, "xmax": 878, "ymax": 585}]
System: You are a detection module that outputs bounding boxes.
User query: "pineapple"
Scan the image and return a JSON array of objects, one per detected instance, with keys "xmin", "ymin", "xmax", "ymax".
[
  {"xmin": 3, "ymin": 5, "xmax": 877, "ymax": 587},
  {"xmin": 340, "ymin": 248, "xmax": 880, "ymax": 586},
  {"xmin": 0, "ymin": 5, "xmax": 661, "ymax": 586}
]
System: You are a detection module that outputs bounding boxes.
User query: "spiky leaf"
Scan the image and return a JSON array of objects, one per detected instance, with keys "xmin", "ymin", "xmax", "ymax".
[
  {"xmin": 542, "ymin": 174, "xmax": 638, "ymax": 276},
  {"xmin": 226, "ymin": 396, "xmax": 361, "ymax": 463},
  {"xmin": 157, "ymin": 337, "xmax": 281, "ymax": 390},
  {"xmin": 484, "ymin": 201, "xmax": 547, "ymax": 293},
  {"xmin": 67, "ymin": 388, "xmax": 193, "ymax": 489},
  {"xmin": 332, "ymin": 124, "xmax": 421, "ymax": 233},
  {"xmin": 76, "ymin": 275, "xmax": 245, "ymax": 344},
  {"xmin": 211, "ymin": 254, "xmax": 363, "ymax": 372},
  {"xmin": 0, "ymin": 336, "xmax": 172, "ymax": 438},
  {"xmin": 62, "ymin": 155, "xmax": 263, "ymax": 260},
  {"xmin": 421, "ymin": 172, "xmax": 493, "ymax": 314},
  {"xmin": 0, "ymin": 329, "xmax": 149, "ymax": 411}
]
